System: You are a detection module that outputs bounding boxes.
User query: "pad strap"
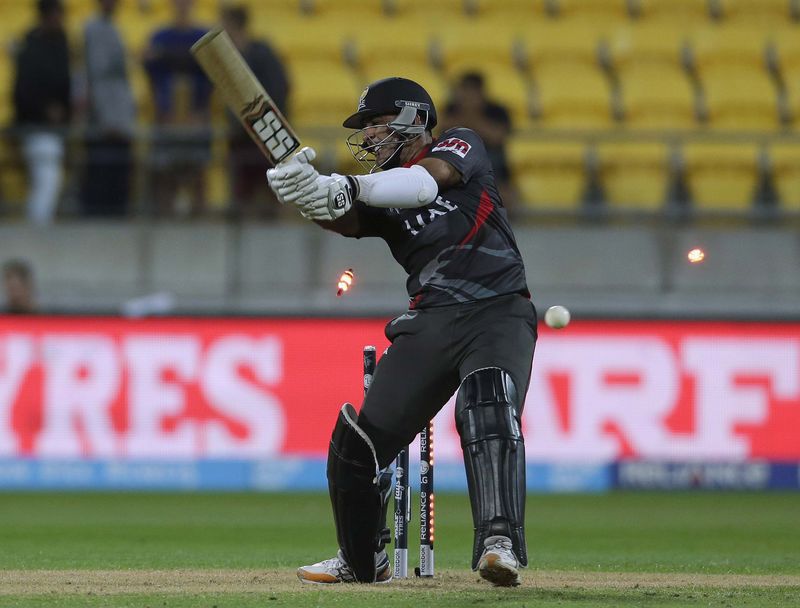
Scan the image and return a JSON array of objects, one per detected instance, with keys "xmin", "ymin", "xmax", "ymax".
[{"xmin": 455, "ymin": 368, "xmax": 528, "ymax": 569}]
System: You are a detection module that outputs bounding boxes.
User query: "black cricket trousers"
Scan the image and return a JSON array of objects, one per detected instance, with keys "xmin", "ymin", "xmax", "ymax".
[{"xmin": 359, "ymin": 293, "xmax": 538, "ymax": 469}]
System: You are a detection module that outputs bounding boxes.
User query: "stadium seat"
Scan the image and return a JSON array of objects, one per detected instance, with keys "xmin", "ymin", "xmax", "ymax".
[
  {"xmin": 309, "ymin": 0, "xmax": 386, "ymax": 17},
  {"xmin": 596, "ymin": 141, "xmax": 673, "ymax": 211},
  {"xmin": 714, "ymin": 0, "xmax": 795, "ymax": 29},
  {"xmin": 607, "ymin": 22, "xmax": 689, "ymax": 70},
  {"xmin": 785, "ymin": 74, "xmax": 800, "ymax": 125},
  {"xmin": 387, "ymin": 0, "xmax": 467, "ymax": 19},
  {"xmin": 255, "ymin": 14, "xmax": 354, "ymax": 62},
  {"xmin": 682, "ymin": 141, "xmax": 761, "ymax": 212},
  {"xmin": 519, "ymin": 22, "xmax": 606, "ymax": 68},
  {"xmin": 634, "ymin": 0, "xmax": 712, "ymax": 23},
  {"xmin": 618, "ymin": 64, "xmax": 698, "ymax": 129},
  {"xmin": 507, "ymin": 139, "xmax": 588, "ymax": 211},
  {"xmin": 689, "ymin": 25, "xmax": 769, "ymax": 74},
  {"xmin": 287, "ymin": 61, "xmax": 362, "ymax": 128},
  {"xmin": 533, "ymin": 62, "xmax": 614, "ymax": 129},
  {"xmin": 0, "ymin": 48, "xmax": 12, "ymax": 126},
  {"xmin": 772, "ymin": 27, "xmax": 800, "ymax": 123},
  {"xmin": 350, "ymin": 23, "xmax": 434, "ymax": 67},
  {"xmin": 549, "ymin": 0, "xmax": 631, "ymax": 22},
  {"xmin": 0, "ymin": 139, "xmax": 26, "ymax": 212},
  {"xmin": 470, "ymin": 0, "xmax": 547, "ymax": 20},
  {"xmin": 435, "ymin": 17, "xmax": 520, "ymax": 72},
  {"xmin": 768, "ymin": 143, "xmax": 800, "ymax": 211},
  {"xmin": 700, "ymin": 66, "xmax": 781, "ymax": 130},
  {"xmin": 442, "ymin": 62, "xmax": 532, "ymax": 127}
]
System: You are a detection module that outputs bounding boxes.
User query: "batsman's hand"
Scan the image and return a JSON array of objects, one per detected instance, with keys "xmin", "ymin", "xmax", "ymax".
[
  {"xmin": 266, "ymin": 146, "xmax": 319, "ymax": 205},
  {"xmin": 295, "ymin": 174, "xmax": 357, "ymax": 221}
]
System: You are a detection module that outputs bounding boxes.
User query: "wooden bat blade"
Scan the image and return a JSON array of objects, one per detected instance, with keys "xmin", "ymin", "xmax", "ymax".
[{"xmin": 191, "ymin": 29, "xmax": 300, "ymax": 165}]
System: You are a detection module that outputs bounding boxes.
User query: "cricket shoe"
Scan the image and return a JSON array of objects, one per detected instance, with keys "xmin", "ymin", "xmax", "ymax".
[
  {"xmin": 297, "ymin": 549, "xmax": 392, "ymax": 584},
  {"xmin": 477, "ymin": 535, "xmax": 521, "ymax": 587}
]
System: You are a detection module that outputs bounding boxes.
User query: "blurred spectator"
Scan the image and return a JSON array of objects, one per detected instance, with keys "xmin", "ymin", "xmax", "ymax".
[
  {"xmin": 2, "ymin": 259, "xmax": 37, "ymax": 314},
  {"xmin": 82, "ymin": 0, "xmax": 136, "ymax": 217},
  {"xmin": 12, "ymin": 0, "xmax": 71, "ymax": 226},
  {"xmin": 143, "ymin": 0, "xmax": 211, "ymax": 218},
  {"xmin": 439, "ymin": 72, "xmax": 515, "ymax": 211},
  {"xmin": 222, "ymin": 4, "xmax": 290, "ymax": 221}
]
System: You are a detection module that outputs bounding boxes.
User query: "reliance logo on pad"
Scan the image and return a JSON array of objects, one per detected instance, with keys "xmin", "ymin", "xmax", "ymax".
[{"xmin": 432, "ymin": 137, "xmax": 471, "ymax": 158}]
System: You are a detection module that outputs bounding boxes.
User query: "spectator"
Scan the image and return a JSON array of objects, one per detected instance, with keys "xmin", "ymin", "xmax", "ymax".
[
  {"xmin": 82, "ymin": 0, "xmax": 136, "ymax": 217},
  {"xmin": 439, "ymin": 72, "xmax": 515, "ymax": 211},
  {"xmin": 12, "ymin": 0, "xmax": 71, "ymax": 226},
  {"xmin": 221, "ymin": 4, "xmax": 290, "ymax": 220},
  {"xmin": 143, "ymin": 0, "xmax": 211, "ymax": 218},
  {"xmin": 2, "ymin": 259, "xmax": 37, "ymax": 314}
]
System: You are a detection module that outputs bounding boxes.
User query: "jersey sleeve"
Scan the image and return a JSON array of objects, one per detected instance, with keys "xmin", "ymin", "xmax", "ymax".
[{"xmin": 426, "ymin": 127, "xmax": 490, "ymax": 184}]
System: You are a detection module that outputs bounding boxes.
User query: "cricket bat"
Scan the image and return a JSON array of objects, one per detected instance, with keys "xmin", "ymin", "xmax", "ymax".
[{"xmin": 191, "ymin": 28, "xmax": 301, "ymax": 166}]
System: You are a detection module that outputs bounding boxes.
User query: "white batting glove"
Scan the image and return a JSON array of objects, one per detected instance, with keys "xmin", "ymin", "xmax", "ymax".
[
  {"xmin": 296, "ymin": 174, "xmax": 357, "ymax": 221},
  {"xmin": 266, "ymin": 147, "xmax": 319, "ymax": 205}
]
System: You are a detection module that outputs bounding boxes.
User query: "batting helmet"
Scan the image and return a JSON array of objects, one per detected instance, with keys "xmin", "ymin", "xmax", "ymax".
[{"xmin": 343, "ymin": 77, "xmax": 437, "ymax": 131}]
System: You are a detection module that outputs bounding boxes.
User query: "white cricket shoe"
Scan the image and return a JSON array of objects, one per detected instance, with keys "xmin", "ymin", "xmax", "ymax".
[
  {"xmin": 477, "ymin": 535, "xmax": 521, "ymax": 587},
  {"xmin": 297, "ymin": 549, "xmax": 392, "ymax": 585}
]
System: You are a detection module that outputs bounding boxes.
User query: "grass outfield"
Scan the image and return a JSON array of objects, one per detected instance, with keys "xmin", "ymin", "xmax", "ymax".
[{"xmin": 0, "ymin": 492, "xmax": 798, "ymax": 607}]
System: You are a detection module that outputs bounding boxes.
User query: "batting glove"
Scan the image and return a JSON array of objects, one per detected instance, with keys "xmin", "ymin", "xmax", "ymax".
[
  {"xmin": 296, "ymin": 174, "xmax": 358, "ymax": 221},
  {"xmin": 266, "ymin": 146, "xmax": 319, "ymax": 205}
]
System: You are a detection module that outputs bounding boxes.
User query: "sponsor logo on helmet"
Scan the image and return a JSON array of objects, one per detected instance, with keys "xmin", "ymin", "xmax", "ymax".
[
  {"xmin": 395, "ymin": 100, "xmax": 430, "ymax": 111},
  {"xmin": 431, "ymin": 137, "xmax": 472, "ymax": 158},
  {"xmin": 357, "ymin": 87, "xmax": 369, "ymax": 110}
]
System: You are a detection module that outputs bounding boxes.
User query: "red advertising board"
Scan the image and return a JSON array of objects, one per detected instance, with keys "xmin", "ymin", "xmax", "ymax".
[{"xmin": 0, "ymin": 316, "xmax": 798, "ymax": 462}]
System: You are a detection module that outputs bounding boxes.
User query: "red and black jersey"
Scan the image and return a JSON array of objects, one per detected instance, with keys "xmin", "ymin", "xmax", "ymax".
[{"xmin": 350, "ymin": 127, "xmax": 530, "ymax": 309}]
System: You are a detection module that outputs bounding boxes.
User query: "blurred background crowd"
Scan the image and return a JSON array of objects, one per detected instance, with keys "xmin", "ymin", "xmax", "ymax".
[
  {"xmin": 1, "ymin": 0, "xmax": 799, "ymax": 225},
  {"xmin": 2, "ymin": 0, "xmax": 800, "ymax": 317}
]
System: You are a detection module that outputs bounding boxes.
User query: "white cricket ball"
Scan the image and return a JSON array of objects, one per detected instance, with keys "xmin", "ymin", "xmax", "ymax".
[{"xmin": 544, "ymin": 305, "xmax": 571, "ymax": 329}]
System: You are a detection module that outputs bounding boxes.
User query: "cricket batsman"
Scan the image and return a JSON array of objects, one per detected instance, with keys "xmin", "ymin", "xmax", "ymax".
[{"xmin": 267, "ymin": 77, "xmax": 537, "ymax": 587}]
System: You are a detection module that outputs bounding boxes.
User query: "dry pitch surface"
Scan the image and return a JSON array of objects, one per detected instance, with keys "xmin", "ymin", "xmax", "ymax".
[{"xmin": 2, "ymin": 569, "xmax": 799, "ymax": 595}]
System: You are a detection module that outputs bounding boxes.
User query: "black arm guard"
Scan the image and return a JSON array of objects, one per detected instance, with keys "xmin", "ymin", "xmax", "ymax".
[
  {"xmin": 327, "ymin": 403, "xmax": 391, "ymax": 582},
  {"xmin": 455, "ymin": 368, "xmax": 528, "ymax": 569}
]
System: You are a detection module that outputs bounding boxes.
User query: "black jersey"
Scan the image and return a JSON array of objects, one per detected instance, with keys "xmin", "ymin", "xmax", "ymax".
[{"xmin": 350, "ymin": 127, "xmax": 530, "ymax": 308}]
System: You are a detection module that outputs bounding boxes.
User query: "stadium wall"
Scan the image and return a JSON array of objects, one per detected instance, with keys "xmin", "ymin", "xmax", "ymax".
[{"xmin": 0, "ymin": 316, "xmax": 798, "ymax": 491}]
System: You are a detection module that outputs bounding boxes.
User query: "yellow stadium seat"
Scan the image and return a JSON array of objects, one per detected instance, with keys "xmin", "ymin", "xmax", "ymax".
[
  {"xmin": 608, "ymin": 22, "xmax": 689, "ymax": 69},
  {"xmin": 701, "ymin": 66, "xmax": 780, "ymax": 130},
  {"xmin": 435, "ymin": 17, "xmax": 520, "ymax": 72},
  {"xmin": 533, "ymin": 62, "xmax": 614, "ymax": 129},
  {"xmin": 309, "ymin": 0, "xmax": 385, "ymax": 17},
  {"xmin": 690, "ymin": 25, "xmax": 769, "ymax": 74},
  {"xmin": 360, "ymin": 61, "xmax": 448, "ymax": 113},
  {"xmin": 715, "ymin": 0, "xmax": 794, "ymax": 29},
  {"xmin": 442, "ymin": 63, "xmax": 532, "ymax": 128},
  {"xmin": 618, "ymin": 64, "xmax": 698, "ymax": 129},
  {"xmin": 551, "ymin": 0, "xmax": 631, "ymax": 21},
  {"xmin": 288, "ymin": 60, "xmax": 362, "ymax": 128},
  {"xmin": 470, "ymin": 0, "xmax": 547, "ymax": 20},
  {"xmin": 128, "ymin": 63, "xmax": 154, "ymax": 124},
  {"xmin": 785, "ymin": 73, "xmax": 800, "ymax": 125},
  {"xmin": 519, "ymin": 22, "xmax": 605, "ymax": 69},
  {"xmin": 0, "ymin": 48, "xmax": 12, "ymax": 126},
  {"xmin": 597, "ymin": 141, "xmax": 673, "ymax": 211},
  {"xmin": 350, "ymin": 24, "xmax": 434, "ymax": 67},
  {"xmin": 634, "ymin": 0, "xmax": 712, "ymax": 23},
  {"xmin": 254, "ymin": 14, "xmax": 354, "ymax": 62},
  {"xmin": 772, "ymin": 27, "xmax": 800, "ymax": 78},
  {"xmin": 769, "ymin": 143, "xmax": 800, "ymax": 211},
  {"xmin": 387, "ymin": 0, "xmax": 467, "ymax": 19},
  {"xmin": 682, "ymin": 141, "xmax": 760, "ymax": 212},
  {"xmin": 0, "ymin": 138, "xmax": 26, "ymax": 213},
  {"xmin": 507, "ymin": 139, "xmax": 588, "ymax": 211}
]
